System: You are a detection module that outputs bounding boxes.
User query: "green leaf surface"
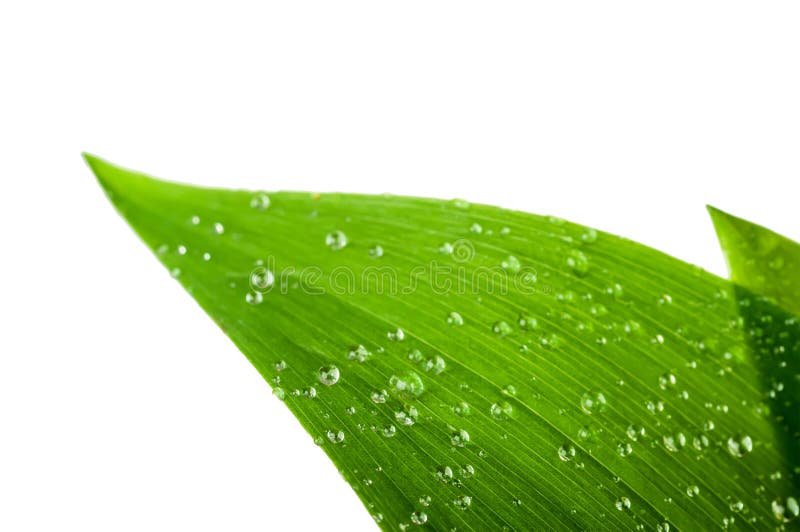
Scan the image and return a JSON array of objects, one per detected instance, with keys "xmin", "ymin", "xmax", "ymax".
[{"xmin": 87, "ymin": 154, "xmax": 799, "ymax": 530}]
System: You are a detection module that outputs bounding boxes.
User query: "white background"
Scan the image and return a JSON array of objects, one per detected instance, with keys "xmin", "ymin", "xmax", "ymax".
[{"xmin": 1, "ymin": 2, "xmax": 798, "ymax": 530}]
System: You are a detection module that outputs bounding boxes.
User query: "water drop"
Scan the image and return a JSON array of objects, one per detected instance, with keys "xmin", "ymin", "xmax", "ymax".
[
  {"xmin": 436, "ymin": 465, "xmax": 454, "ymax": 483},
  {"xmin": 447, "ymin": 312, "xmax": 464, "ymax": 326},
  {"xmin": 615, "ymin": 497, "xmax": 631, "ymax": 511},
  {"xmin": 326, "ymin": 429, "xmax": 345, "ymax": 444},
  {"xmin": 453, "ymin": 495, "xmax": 472, "ymax": 510},
  {"xmin": 469, "ymin": 223, "xmax": 483, "ymax": 234},
  {"xmin": 213, "ymin": 222, "xmax": 224, "ymax": 234},
  {"xmin": 245, "ymin": 291, "xmax": 263, "ymax": 305},
  {"xmin": 347, "ymin": 344, "xmax": 372, "ymax": 363},
  {"xmin": 580, "ymin": 391, "xmax": 607, "ymax": 414},
  {"xmin": 566, "ymin": 250, "xmax": 590, "ymax": 277},
  {"xmin": 250, "ymin": 193, "xmax": 271, "ymax": 210},
  {"xmin": 318, "ymin": 365, "xmax": 340, "ymax": 386},
  {"xmin": 502, "ymin": 255, "xmax": 521, "ymax": 273},
  {"xmin": 726, "ymin": 434, "xmax": 753, "ymax": 457},
  {"xmin": 453, "ymin": 402, "xmax": 471, "ymax": 417},
  {"xmin": 451, "ymin": 429, "xmax": 470, "ymax": 447},
  {"xmin": 382, "ymin": 425, "xmax": 397, "ymax": 438},
  {"xmin": 626, "ymin": 424, "xmax": 646, "ymax": 441},
  {"xmin": 389, "ymin": 371, "xmax": 424, "ymax": 399},
  {"xmin": 274, "ymin": 360, "xmax": 287, "ymax": 372},
  {"xmin": 202, "ymin": 252, "xmax": 211, "ymax": 261},
  {"xmin": 617, "ymin": 442, "xmax": 633, "ymax": 457},
  {"xmin": 250, "ymin": 268, "xmax": 275, "ymax": 291},
  {"xmin": 517, "ymin": 314, "xmax": 538, "ymax": 330},
  {"xmin": 686, "ymin": 485, "xmax": 700, "ymax": 497},
  {"xmin": 423, "ymin": 356, "xmax": 446, "ymax": 375},
  {"xmin": 272, "ymin": 387, "xmax": 285, "ymax": 400},
  {"xmin": 325, "ymin": 230, "xmax": 348, "ymax": 250},
  {"xmin": 460, "ymin": 464, "xmax": 475, "ymax": 478},
  {"xmin": 190, "ymin": 215, "xmax": 200, "ymax": 225},
  {"xmin": 492, "ymin": 321, "xmax": 512, "ymax": 337},
  {"xmin": 371, "ymin": 390, "xmax": 388, "ymax": 404},
  {"xmin": 658, "ymin": 372, "xmax": 677, "ymax": 390},
  {"xmin": 387, "ymin": 328, "xmax": 405, "ymax": 342},
  {"xmin": 581, "ymin": 228, "xmax": 598, "ymax": 243},
  {"xmin": 490, "ymin": 401, "xmax": 513, "ymax": 420},
  {"xmin": 368, "ymin": 245, "xmax": 384, "ymax": 258},
  {"xmin": 502, "ymin": 385, "xmax": 517, "ymax": 397},
  {"xmin": 410, "ymin": 511, "xmax": 427, "ymax": 525},
  {"xmin": 558, "ymin": 444, "xmax": 576, "ymax": 462}
]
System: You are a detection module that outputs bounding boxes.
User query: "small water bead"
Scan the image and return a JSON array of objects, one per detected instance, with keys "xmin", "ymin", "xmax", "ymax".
[
  {"xmin": 387, "ymin": 328, "xmax": 405, "ymax": 342},
  {"xmin": 389, "ymin": 371, "xmax": 425, "ymax": 399},
  {"xmin": 371, "ymin": 390, "xmax": 388, "ymax": 404},
  {"xmin": 492, "ymin": 321, "xmax": 512, "ymax": 337},
  {"xmin": 615, "ymin": 497, "xmax": 631, "ymax": 511},
  {"xmin": 469, "ymin": 223, "xmax": 483, "ymax": 234},
  {"xmin": 686, "ymin": 485, "xmax": 700, "ymax": 498},
  {"xmin": 558, "ymin": 444, "xmax": 577, "ymax": 462},
  {"xmin": 580, "ymin": 391, "xmax": 607, "ymax": 414},
  {"xmin": 512, "ymin": 498, "xmax": 522, "ymax": 507},
  {"xmin": 407, "ymin": 349, "xmax": 424, "ymax": 363},
  {"xmin": 436, "ymin": 466, "xmax": 454, "ymax": 483},
  {"xmin": 423, "ymin": 356, "xmax": 446, "ymax": 375},
  {"xmin": 453, "ymin": 495, "xmax": 472, "ymax": 510},
  {"xmin": 517, "ymin": 314, "xmax": 538, "ymax": 330},
  {"xmin": 418, "ymin": 495, "xmax": 432, "ymax": 507},
  {"xmin": 502, "ymin": 385, "xmax": 517, "ymax": 397},
  {"xmin": 566, "ymin": 250, "xmax": 590, "ymax": 277},
  {"xmin": 447, "ymin": 312, "xmax": 464, "ymax": 326},
  {"xmin": 202, "ymin": 252, "xmax": 211, "ymax": 261},
  {"xmin": 213, "ymin": 222, "xmax": 225, "ymax": 235},
  {"xmin": 663, "ymin": 433, "xmax": 687, "ymax": 453},
  {"xmin": 500, "ymin": 227, "xmax": 511, "ymax": 235},
  {"xmin": 490, "ymin": 401, "xmax": 513, "ymax": 420},
  {"xmin": 272, "ymin": 387, "xmax": 285, "ymax": 400},
  {"xmin": 325, "ymin": 230, "xmax": 348, "ymax": 250},
  {"xmin": 460, "ymin": 464, "xmax": 475, "ymax": 478},
  {"xmin": 177, "ymin": 245, "xmax": 187, "ymax": 255},
  {"xmin": 658, "ymin": 372, "xmax": 677, "ymax": 390},
  {"xmin": 729, "ymin": 500, "xmax": 744, "ymax": 513},
  {"xmin": 646, "ymin": 400, "xmax": 665, "ymax": 414},
  {"xmin": 368, "ymin": 245, "xmax": 384, "ymax": 258},
  {"xmin": 581, "ymin": 228, "xmax": 598, "ymax": 243},
  {"xmin": 726, "ymin": 434, "xmax": 753, "ymax": 457},
  {"xmin": 250, "ymin": 268, "xmax": 275, "ymax": 291},
  {"xmin": 625, "ymin": 425, "xmax": 645, "ymax": 441},
  {"xmin": 302, "ymin": 386, "xmax": 317, "ymax": 399},
  {"xmin": 502, "ymin": 255, "xmax": 521, "ymax": 273},
  {"xmin": 451, "ymin": 429, "xmax": 470, "ymax": 447},
  {"xmin": 410, "ymin": 511, "xmax": 427, "ymax": 525},
  {"xmin": 382, "ymin": 425, "xmax": 397, "ymax": 438},
  {"xmin": 318, "ymin": 365, "xmax": 340, "ymax": 386},
  {"xmin": 439, "ymin": 242, "xmax": 454, "ymax": 255},
  {"xmin": 274, "ymin": 360, "xmax": 287, "ymax": 372},
  {"xmin": 326, "ymin": 429, "xmax": 345, "ymax": 444},
  {"xmin": 453, "ymin": 402, "xmax": 471, "ymax": 417},
  {"xmin": 245, "ymin": 291, "xmax": 263, "ymax": 305},
  {"xmin": 617, "ymin": 442, "xmax": 633, "ymax": 457},
  {"xmin": 395, "ymin": 406, "xmax": 419, "ymax": 426},
  {"xmin": 250, "ymin": 192, "xmax": 271, "ymax": 210},
  {"xmin": 347, "ymin": 344, "xmax": 372, "ymax": 363}
]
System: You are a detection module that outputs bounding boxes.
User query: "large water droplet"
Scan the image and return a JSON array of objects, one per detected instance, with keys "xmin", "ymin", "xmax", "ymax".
[
  {"xmin": 447, "ymin": 312, "xmax": 464, "ymax": 326},
  {"xmin": 325, "ymin": 230, "xmax": 348, "ymax": 250},
  {"xmin": 326, "ymin": 429, "xmax": 345, "ymax": 444},
  {"xmin": 389, "ymin": 371, "xmax": 424, "ymax": 399},
  {"xmin": 346, "ymin": 344, "xmax": 372, "ymax": 363},
  {"xmin": 250, "ymin": 192, "xmax": 271, "ymax": 210},
  {"xmin": 453, "ymin": 495, "xmax": 472, "ymax": 510},
  {"xmin": 245, "ymin": 291, "xmax": 263, "ymax": 305},
  {"xmin": 451, "ymin": 429, "xmax": 470, "ymax": 447},
  {"xmin": 318, "ymin": 365, "xmax": 341, "ymax": 386},
  {"xmin": 410, "ymin": 511, "xmax": 427, "ymax": 525},
  {"xmin": 566, "ymin": 250, "xmax": 590, "ymax": 277},
  {"xmin": 726, "ymin": 434, "xmax": 753, "ymax": 457},
  {"xmin": 580, "ymin": 391, "xmax": 607, "ymax": 414},
  {"xmin": 490, "ymin": 401, "xmax": 513, "ymax": 420},
  {"xmin": 502, "ymin": 255, "xmax": 521, "ymax": 273},
  {"xmin": 615, "ymin": 497, "xmax": 631, "ymax": 511},
  {"xmin": 493, "ymin": 321, "xmax": 512, "ymax": 337},
  {"xmin": 558, "ymin": 444, "xmax": 576, "ymax": 462}
]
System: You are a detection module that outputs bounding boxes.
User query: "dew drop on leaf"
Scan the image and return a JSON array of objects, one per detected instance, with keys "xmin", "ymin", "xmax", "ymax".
[
  {"xmin": 447, "ymin": 311, "xmax": 464, "ymax": 326},
  {"xmin": 249, "ymin": 192, "xmax": 271, "ymax": 211},
  {"xmin": 558, "ymin": 444, "xmax": 576, "ymax": 462},
  {"xmin": 453, "ymin": 495, "xmax": 472, "ymax": 510},
  {"xmin": 492, "ymin": 321, "xmax": 512, "ymax": 337},
  {"xmin": 451, "ymin": 429, "xmax": 470, "ymax": 447},
  {"xmin": 245, "ymin": 291, "xmax": 263, "ymax": 305},
  {"xmin": 410, "ymin": 511, "xmax": 427, "ymax": 525},
  {"xmin": 318, "ymin": 365, "xmax": 340, "ymax": 386},
  {"xmin": 566, "ymin": 250, "xmax": 590, "ymax": 277},
  {"xmin": 580, "ymin": 391, "xmax": 607, "ymax": 414},
  {"xmin": 325, "ymin": 230, "xmax": 348, "ymax": 250},
  {"xmin": 368, "ymin": 245, "xmax": 384, "ymax": 258},
  {"xmin": 326, "ymin": 429, "xmax": 345, "ymax": 444},
  {"xmin": 615, "ymin": 497, "xmax": 631, "ymax": 511}
]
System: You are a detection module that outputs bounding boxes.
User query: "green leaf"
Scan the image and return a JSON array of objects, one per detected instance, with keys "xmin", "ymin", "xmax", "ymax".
[{"xmin": 87, "ymin": 154, "xmax": 799, "ymax": 529}]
